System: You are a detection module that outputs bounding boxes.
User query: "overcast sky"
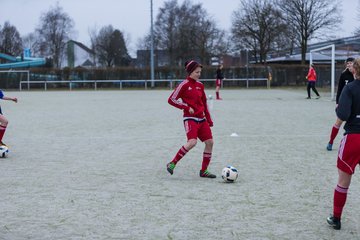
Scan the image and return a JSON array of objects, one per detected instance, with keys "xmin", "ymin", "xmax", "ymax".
[{"xmin": 0, "ymin": 0, "xmax": 359, "ymax": 57}]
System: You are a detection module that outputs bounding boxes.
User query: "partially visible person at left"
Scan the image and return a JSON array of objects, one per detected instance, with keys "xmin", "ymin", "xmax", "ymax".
[
  {"xmin": 0, "ymin": 90, "xmax": 18, "ymax": 146},
  {"xmin": 327, "ymin": 58, "xmax": 360, "ymax": 230},
  {"xmin": 167, "ymin": 60, "xmax": 216, "ymax": 178}
]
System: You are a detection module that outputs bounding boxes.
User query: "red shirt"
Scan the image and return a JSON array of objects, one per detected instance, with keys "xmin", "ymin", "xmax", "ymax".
[
  {"xmin": 307, "ymin": 67, "xmax": 316, "ymax": 81},
  {"xmin": 168, "ymin": 77, "xmax": 213, "ymax": 126}
]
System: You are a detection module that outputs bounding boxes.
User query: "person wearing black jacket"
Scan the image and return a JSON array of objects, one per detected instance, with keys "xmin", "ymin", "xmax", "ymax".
[
  {"xmin": 327, "ymin": 58, "xmax": 360, "ymax": 230},
  {"xmin": 336, "ymin": 57, "xmax": 354, "ymax": 104},
  {"xmin": 326, "ymin": 58, "xmax": 355, "ymax": 151}
]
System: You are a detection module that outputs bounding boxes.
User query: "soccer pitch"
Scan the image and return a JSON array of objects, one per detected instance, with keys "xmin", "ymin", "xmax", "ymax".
[{"xmin": 0, "ymin": 89, "xmax": 359, "ymax": 239}]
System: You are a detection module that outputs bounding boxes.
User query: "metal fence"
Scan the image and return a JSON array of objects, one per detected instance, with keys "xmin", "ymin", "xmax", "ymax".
[{"xmin": 19, "ymin": 78, "xmax": 269, "ymax": 91}]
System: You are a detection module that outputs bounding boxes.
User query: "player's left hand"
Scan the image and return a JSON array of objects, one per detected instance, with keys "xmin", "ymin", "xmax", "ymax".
[{"xmin": 13, "ymin": 98, "xmax": 18, "ymax": 103}]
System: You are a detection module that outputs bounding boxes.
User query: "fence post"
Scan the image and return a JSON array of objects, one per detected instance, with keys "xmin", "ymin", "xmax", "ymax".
[{"xmin": 27, "ymin": 74, "xmax": 30, "ymax": 90}]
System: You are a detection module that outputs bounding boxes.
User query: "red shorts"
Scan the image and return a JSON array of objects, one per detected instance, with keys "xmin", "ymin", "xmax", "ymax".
[
  {"xmin": 216, "ymin": 79, "xmax": 222, "ymax": 87},
  {"xmin": 183, "ymin": 119, "xmax": 213, "ymax": 142},
  {"xmin": 337, "ymin": 134, "xmax": 360, "ymax": 175}
]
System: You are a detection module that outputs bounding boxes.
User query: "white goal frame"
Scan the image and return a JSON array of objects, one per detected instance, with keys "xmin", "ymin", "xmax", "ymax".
[{"xmin": 309, "ymin": 44, "xmax": 335, "ymax": 100}]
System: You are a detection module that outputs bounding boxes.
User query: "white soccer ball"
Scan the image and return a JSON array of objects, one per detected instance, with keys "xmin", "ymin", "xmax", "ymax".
[
  {"xmin": 221, "ymin": 165, "xmax": 238, "ymax": 183},
  {"xmin": 208, "ymin": 94, "xmax": 213, "ymax": 100},
  {"xmin": 0, "ymin": 145, "xmax": 9, "ymax": 158}
]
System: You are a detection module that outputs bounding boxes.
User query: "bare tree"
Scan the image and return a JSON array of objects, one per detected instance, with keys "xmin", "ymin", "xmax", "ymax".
[
  {"xmin": 36, "ymin": 3, "xmax": 74, "ymax": 68},
  {"xmin": 149, "ymin": 0, "xmax": 227, "ymax": 66},
  {"xmin": 111, "ymin": 30, "xmax": 131, "ymax": 66},
  {"xmin": 153, "ymin": 0, "xmax": 178, "ymax": 65},
  {"xmin": 22, "ymin": 33, "xmax": 41, "ymax": 57},
  {"xmin": 231, "ymin": 0, "xmax": 287, "ymax": 63},
  {"xmin": 91, "ymin": 25, "xmax": 131, "ymax": 67},
  {"xmin": 353, "ymin": 0, "xmax": 360, "ymax": 35},
  {"xmin": 0, "ymin": 21, "xmax": 23, "ymax": 57},
  {"xmin": 279, "ymin": 0, "xmax": 341, "ymax": 64}
]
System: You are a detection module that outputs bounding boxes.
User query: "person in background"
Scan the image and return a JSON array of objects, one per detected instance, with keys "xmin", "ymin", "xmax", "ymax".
[
  {"xmin": 167, "ymin": 60, "xmax": 216, "ymax": 178},
  {"xmin": 215, "ymin": 64, "xmax": 224, "ymax": 100},
  {"xmin": 327, "ymin": 58, "xmax": 360, "ymax": 230},
  {"xmin": 336, "ymin": 57, "xmax": 355, "ymax": 104},
  {"xmin": 306, "ymin": 64, "xmax": 320, "ymax": 99},
  {"xmin": 327, "ymin": 57, "xmax": 355, "ymax": 151},
  {"xmin": 0, "ymin": 90, "xmax": 18, "ymax": 146}
]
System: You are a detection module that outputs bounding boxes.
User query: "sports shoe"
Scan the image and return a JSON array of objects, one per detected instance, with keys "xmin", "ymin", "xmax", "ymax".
[
  {"xmin": 316, "ymin": 95, "xmax": 321, "ymax": 99},
  {"xmin": 306, "ymin": 97, "xmax": 311, "ymax": 99},
  {"xmin": 327, "ymin": 215, "xmax": 341, "ymax": 230},
  {"xmin": 166, "ymin": 162, "xmax": 176, "ymax": 175},
  {"xmin": 327, "ymin": 143, "xmax": 333, "ymax": 151},
  {"xmin": 199, "ymin": 170, "xmax": 216, "ymax": 178}
]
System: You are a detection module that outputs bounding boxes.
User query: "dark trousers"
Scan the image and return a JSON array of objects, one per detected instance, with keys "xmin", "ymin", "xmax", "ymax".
[{"xmin": 307, "ymin": 81, "xmax": 319, "ymax": 98}]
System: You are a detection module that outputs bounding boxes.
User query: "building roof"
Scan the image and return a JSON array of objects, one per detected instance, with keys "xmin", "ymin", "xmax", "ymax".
[{"xmin": 267, "ymin": 35, "xmax": 360, "ymax": 64}]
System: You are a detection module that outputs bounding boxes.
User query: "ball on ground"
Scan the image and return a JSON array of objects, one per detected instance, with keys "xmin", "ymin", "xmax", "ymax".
[{"xmin": 221, "ymin": 165, "xmax": 238, "ymax": 183}]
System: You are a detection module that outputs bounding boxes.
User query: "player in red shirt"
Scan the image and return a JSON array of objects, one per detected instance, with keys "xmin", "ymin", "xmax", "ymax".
[
  {"xmin": 167, "ymin": 60, "xmax": 216, "ymax": 178},
  {"xmin": 306, "ymin": 64, "xmax": 320, "ymax": 99},
  {"xmin": 215, "ymin": 64, "xmax": 224, "ymax": 100}
]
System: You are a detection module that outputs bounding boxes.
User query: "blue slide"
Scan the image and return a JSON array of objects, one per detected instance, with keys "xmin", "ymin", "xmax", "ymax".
[{"xmin": 0, "ymin": 53, "xmax": 46, "ymax": 69}]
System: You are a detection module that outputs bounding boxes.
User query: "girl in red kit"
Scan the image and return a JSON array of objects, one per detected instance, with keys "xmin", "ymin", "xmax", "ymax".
[
  {"xmin": 215, "ymin": 64, "xmax": 224, "ymax": 100},
  {"xmin": 167, "ymin": 60, "xmax": 216, "ymax": 178}
]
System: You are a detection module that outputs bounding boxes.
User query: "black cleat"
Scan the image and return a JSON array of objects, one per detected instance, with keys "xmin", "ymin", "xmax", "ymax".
[
  {"xmin": 327, "ymin": 215, "xmax": 341, "ymax": 230},
  {"xmin": 167, "ymin": 162, "xmax": 175, "ymax": 175},
  {"xmin": 327, "ymin": 143, "xmax": 333, "ymax": 151},
  {"xmin": 199, "ymin": 170, "xmax": 216, "ymax": 178}
]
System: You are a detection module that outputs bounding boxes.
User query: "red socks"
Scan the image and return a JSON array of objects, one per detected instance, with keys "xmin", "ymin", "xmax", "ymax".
[
  {"xmin": 329, "ymin": 124, "xmax": 340, "ymax": 144},
  {"xmin": 0, "ymin": 125, "xmax": 7, "ymax": 143},
  {"xmin": 216, "ymin": 92, "xmax": 220, "ymax": 99},
  {"xmin": 171, "ymin": 147, "xmax": 212, "ymax": 171},
  {"xmin": 201, "ymin": 152, "xmax": 212, "ymax": 171},
  {"xmin": 171, "ymin": 146, "xmax": 188, "ymax": 164},
  {"xmin": 333, "ymin": 185, "xmax": 348, "ymax": 219}
]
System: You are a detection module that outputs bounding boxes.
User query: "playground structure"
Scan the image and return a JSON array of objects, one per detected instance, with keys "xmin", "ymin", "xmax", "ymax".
[{"xmin": 0, "ymin": 52, "xmax": 46, "ymax": 69}]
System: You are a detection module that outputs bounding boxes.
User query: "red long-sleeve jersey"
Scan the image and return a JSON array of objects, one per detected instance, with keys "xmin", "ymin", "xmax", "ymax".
[
  {"xmin": 168, "ymin": 77, "xmax": 213, "ymax": 126},
  {"xmin": 307, "ymin": 67, "xmax": 316, "ymax": 81}
]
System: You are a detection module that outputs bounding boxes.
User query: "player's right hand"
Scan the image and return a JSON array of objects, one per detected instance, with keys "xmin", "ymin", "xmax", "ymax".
[{"xmin": 189, "ymin": 107, "xmax": 194, "ymax": 114}]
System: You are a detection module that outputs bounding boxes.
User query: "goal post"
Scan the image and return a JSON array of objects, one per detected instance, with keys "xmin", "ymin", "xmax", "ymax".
[{"xmin": 309, "ymin": 44, "xmax": 335, "ymax": 100}]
